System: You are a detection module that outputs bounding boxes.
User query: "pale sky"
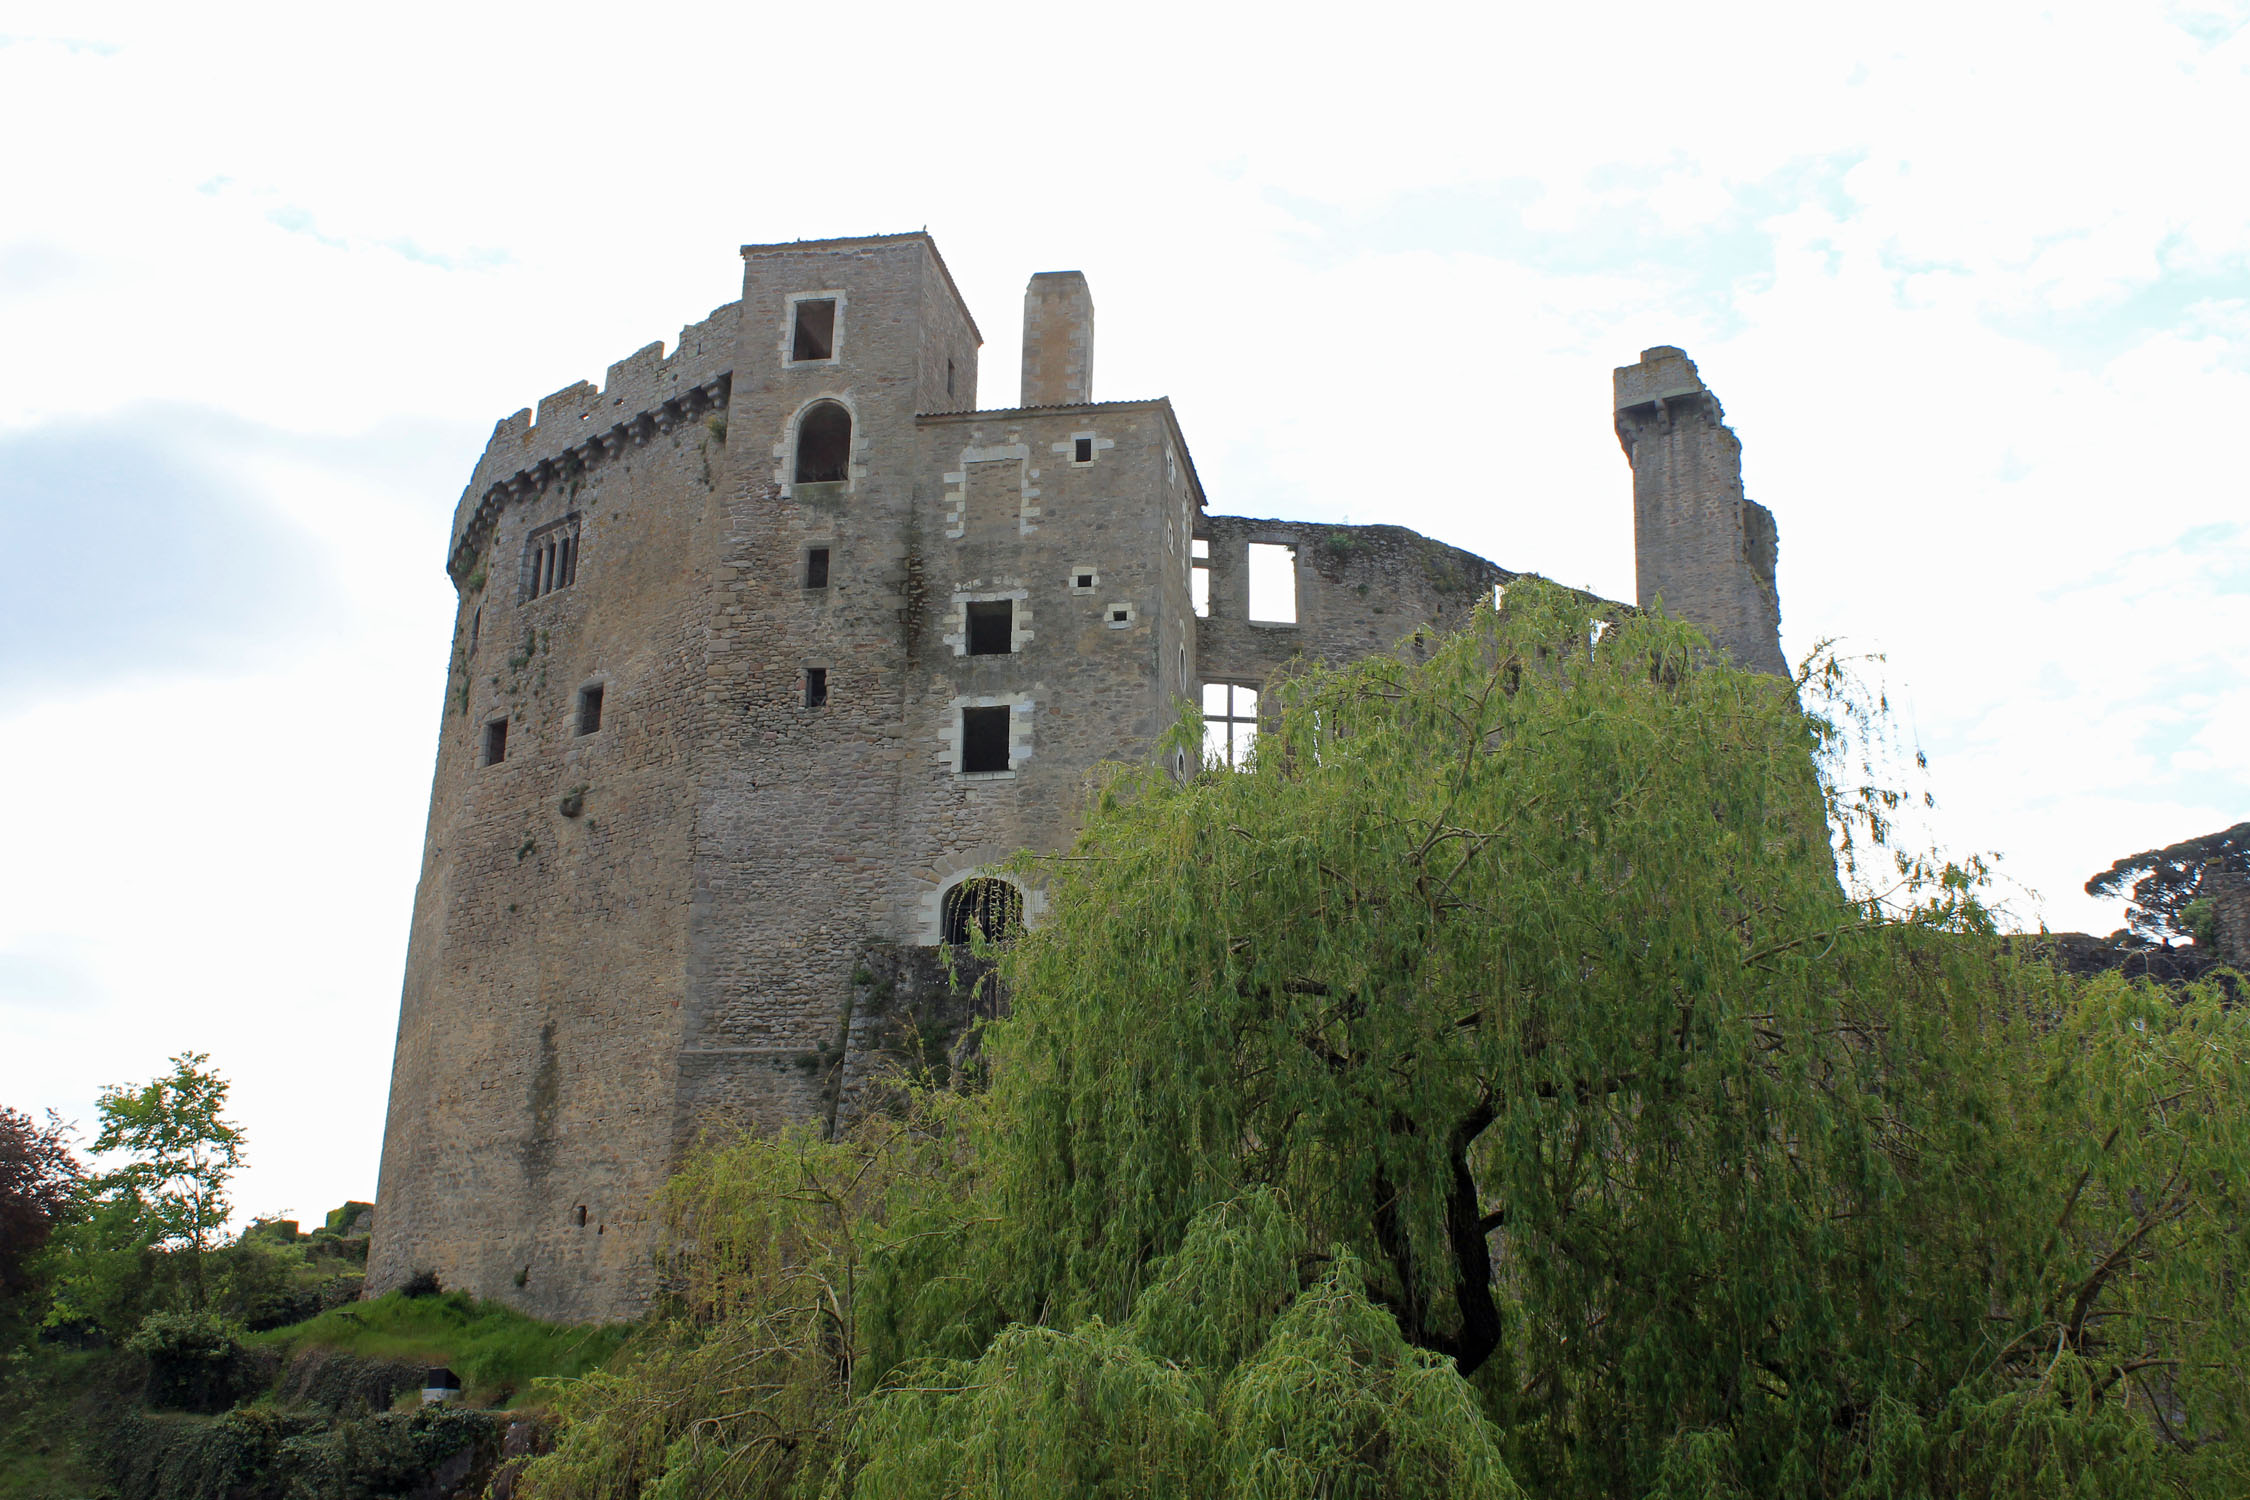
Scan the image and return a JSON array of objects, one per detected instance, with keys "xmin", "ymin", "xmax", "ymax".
[{"xmin": 3, "ymin": 1, "xmax": 2244, "ymax": 1227}]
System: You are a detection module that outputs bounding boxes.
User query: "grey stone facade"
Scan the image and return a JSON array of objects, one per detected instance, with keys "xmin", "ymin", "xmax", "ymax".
[{"xmin": 370, "ymin": 233, "xmax": 1787, "ymax": 1322}]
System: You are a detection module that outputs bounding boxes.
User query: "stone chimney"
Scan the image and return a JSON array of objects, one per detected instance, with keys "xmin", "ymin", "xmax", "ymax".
[
  {"xmin": 1614, "ymin": 347, "xmax": 1787, "ymax": 677},
  {"xmin": 1020, "ymin": 271, "xmax": 1094, "ymax": 407}
]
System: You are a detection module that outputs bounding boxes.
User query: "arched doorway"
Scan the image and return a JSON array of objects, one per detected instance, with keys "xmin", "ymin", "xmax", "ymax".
[
  {"xmin": 942, "ymin": 877, "xmax": 1022, "ymax": 946},
  {"xmin": 793, "ymin": 401, "xmax": 852, "ymax": 484}
]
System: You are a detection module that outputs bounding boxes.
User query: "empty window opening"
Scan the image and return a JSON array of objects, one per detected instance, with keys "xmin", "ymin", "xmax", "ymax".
[
  {"xmin": 966, "ymin": 600, "xmax": 1014, "ymax": 655},
  {"xmin": 805, "ymin": 667, "xmax": 828, "ymax": 709},
  {"xmin": 1074, "ymin": 571, "xmax": 1095, "ymax": 590},
  {"xmin": 522, "ymin": 516, "xmax": 582, "ymax": 601},
  {"xmin": 946, "ymin": 357, "xmax": 956, "ymax": 398},
  {"xmin": 791, "ymin": 298, "xmax": 836, "ymax": 361},
  {"xmin": 1073, "ymin": 436, "xmax": 1094, "ymax": 463},
  {"xmin": 574, "ymin": 1205, "xmax": 587, "ymax": 1227},
  {"xmin": 794, "ymin": 401, "xmax": 852, "ymax": 484},
  {"xmin": 483, "ymin": 719, "xmax": 508, "ymax": 766},
  {"xmin": 1203, "ymin": 682, "xmax": 1258, "ymax": 767},
  {"xmin": 577, "ymin": 684, "xmax": 604, "ymax": 736},
  {"xmin": 1191, "ymin": 562, "xmax": 1210, "ymax": 617},
  {"xmin": 942, "ymin": 877, "xmax": 1022, "ymax": 946},
  {"xmin": 805, "ymin": 546, "xmax": 831, "ymax": 589},
  {"xmin": 1109, "ymin": 605, "xmax": 1130, "ymax": 624},
  {"xmin": 960, "ymin": 706, "xmax": 1010, "ymax": 773},
  {"xmin": 1247, "ymin": 542, "xmax": 1298, "ymax": 623}
]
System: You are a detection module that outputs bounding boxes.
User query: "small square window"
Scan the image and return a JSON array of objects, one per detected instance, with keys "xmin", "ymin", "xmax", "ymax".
[
  {"xmin": 805, "ymin": 668, "xmax": 828, "ymax": 709},
  {"xmin": 1075, "ymin": 572, "xmax": 1094, "ymax": 590},
  {"xmin": 791, "ymin": 299, "xmax": 836, "ymax": 361},
  {"xmin": 805, "ymin": 547, "xmax": 830, "ymax": 589},
  {"xmin": 1107, "ymin": 603, "xmax": 1134, "ymax": 628},
  {"xmin": 483, "ymin": 720, "xmax": 508, "ymax": 766},
  {"xmin": 1073, "ymin": 437, "xmax": 1093, "ymax": 463},
  {"xmin": 577, "ymin": 684, "xmax": 603, "ymax": 736},
  {"xmin": 961, "ymin": 706, "xmax": 1009, "ymax": 773},
  {"xmin": 966, "ymin": 600, "xmax": 1013, "ymax": 656}
]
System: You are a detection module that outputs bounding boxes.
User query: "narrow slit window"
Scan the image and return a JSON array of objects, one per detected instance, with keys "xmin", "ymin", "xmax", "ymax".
[
  {"xmin": 469, "ymin": 607, "xmax": 480, "ymax": 654},
  {"xmin": 1201, "ymin": 683, "xmax": 1259, "ymax": 767},
  {"xmin": 1247, "ymin": 542, "xmax": 1298, "ymax": 623},
  {"xmin": 805, "ymin": 547, "xmax": 830, "ymax": 589},
  {"xmin": 791, "ymin": 298, "xmax": 836, "ymax": 361},
  {"xmin": 965, "ymin": 600, "xmax": 1013, "ymax": 655},
  {"xmin": 1073, "ymin": 437, "xmax": 1093, "ymax": 463},
  {"xmin": 577, "ymin": 684, "xmax": 603, "ymax": 736},
  {"xmin": 483, "ymin": 719, "xmax": 508, "ymax": 766},
  {"xmin": 805, "ymin": 668, "xmax": 828, "ymax": 709},
  {"xmin": 961, "ymin": 706, "xmax": 1010, "ymax": 773},
  {"xmin": 946, "ymin": 358, "xmax": 956, "ymax": 398}
]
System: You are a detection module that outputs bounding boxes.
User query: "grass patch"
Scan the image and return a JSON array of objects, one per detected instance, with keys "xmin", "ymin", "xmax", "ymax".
[
  {"xmin": 0, "ymin": 1347, "xmax": 132, "ymax": 1499},
  {"xmin": 249, "ymin": 1291, "xmax": 631, "ymax": 1408}
]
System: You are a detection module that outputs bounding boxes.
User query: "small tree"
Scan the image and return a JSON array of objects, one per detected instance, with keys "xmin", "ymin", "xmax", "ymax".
[
  {"xmin": 2085, "ymin": 822, "xmax": 2250, "ymax": 942},
  {"xmin": 88, "ymin": 1052, "xmax": 245, "ymax": 1310},
  {"xmin": 0, "ymin": 1107, "xmax": 80, "ymax": 1319}
]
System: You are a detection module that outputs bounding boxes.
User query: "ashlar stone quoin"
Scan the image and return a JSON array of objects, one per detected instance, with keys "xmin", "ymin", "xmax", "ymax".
[{"xmin": 369, "ymin": 233, "xmax": 1787, "ymax": 1321}]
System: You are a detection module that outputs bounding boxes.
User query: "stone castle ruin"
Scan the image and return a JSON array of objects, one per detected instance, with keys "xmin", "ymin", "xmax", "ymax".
[{"xmin": 369, "ymin": 232, "xmax": 1786, "ymax": 1322}]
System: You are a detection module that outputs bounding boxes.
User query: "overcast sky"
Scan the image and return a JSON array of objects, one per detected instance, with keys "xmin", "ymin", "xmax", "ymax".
[{"xmin": 3, "ymin": 1, "xmax": 2244, "ymax": 1227}]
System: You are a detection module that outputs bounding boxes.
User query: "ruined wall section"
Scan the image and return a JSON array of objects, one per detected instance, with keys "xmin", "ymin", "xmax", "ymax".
[
  {"xmin": 1196, "ymin": 517, "xmax": 1514, "ymax": 689},
  {"xmin": 372, "ymin": 349, "xmax": 739, "ymax": 1320},
  {"xmin": 1614, "ymin": 346, "xmax": 1786, "ymax": 678}
]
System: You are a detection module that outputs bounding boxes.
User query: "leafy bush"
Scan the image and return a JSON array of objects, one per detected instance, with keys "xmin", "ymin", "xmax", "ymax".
[{"xmin": 127, "ymin": 1308, "xmax": 258, "ymax": 1412}]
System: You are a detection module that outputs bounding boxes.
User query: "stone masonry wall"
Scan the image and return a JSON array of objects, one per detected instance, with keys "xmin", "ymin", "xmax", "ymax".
[
  {"xmin": 1613, "ymin": 346, "xmax": 1786, "ymax": 678},
  {"xmin": 1197, "ymin": 516, "xmax": 1514, "ymax": 690}
]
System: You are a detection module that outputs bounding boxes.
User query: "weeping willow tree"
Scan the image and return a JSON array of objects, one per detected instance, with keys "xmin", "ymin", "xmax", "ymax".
[{"xmin": 521, "ymin": 581, "xmax": 2249, "ymax": 1500}]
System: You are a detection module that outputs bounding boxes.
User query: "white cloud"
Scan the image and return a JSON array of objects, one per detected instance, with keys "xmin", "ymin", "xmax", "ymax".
[{"xmin": 2, "ymin": 0, "xmax": 2244, "ymax": 1222}]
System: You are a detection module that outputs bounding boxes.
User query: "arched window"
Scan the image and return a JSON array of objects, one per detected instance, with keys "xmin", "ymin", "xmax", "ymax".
[
  {"xmin": 942, "ymin": 877, "xmax": 1022, "ymax": 946},
  {"xmin": 794, "ymin": 401, "xmax": 852, "ymax": 485}
]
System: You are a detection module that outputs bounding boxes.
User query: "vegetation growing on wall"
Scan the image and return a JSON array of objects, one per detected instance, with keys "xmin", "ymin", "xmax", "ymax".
[{"xmin": 509, "ymin": 580, "xmax": 2249, "ymax": 1499}]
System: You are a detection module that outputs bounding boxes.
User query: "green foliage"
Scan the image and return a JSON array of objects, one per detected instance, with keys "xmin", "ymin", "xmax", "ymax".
[
  {"xmin": 104, "ymin": 1404, "xmax": 506, "ymax": 1500},
  {"xmin": 126, "ymin": 1308, "xmax": 255, "ymax": 1412},
  {"xmin": 516, "ymin": 1113, "xmax": 987, "ymax": 1500},
  {"xmin": 1219, "ymin": 1254, "xmax": 1521, "ymax": 1500},
  {"xmin": 845, "ymin": 1320, "xmax": 1213, "ymax": 1498},
  {"xmin": 522, "ymin": 582, "xmax": 2250, "ymax": 1498},
  {"xmin": 254, "ymin": 1290, "xmax": 628, "ymax": 1404},
  {"xmin": 2181, "ymin": 895, "xmax": 2218, "ymax": 947},
  {"xmin": 87, "ymin": 1051, "xmax": 246, "ymax": 1311}
]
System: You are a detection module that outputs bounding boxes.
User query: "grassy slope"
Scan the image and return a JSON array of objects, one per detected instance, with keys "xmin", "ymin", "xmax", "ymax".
[{"xmin": 247, "ymin": 1290, "xmax": 633, "ymax": 1407}]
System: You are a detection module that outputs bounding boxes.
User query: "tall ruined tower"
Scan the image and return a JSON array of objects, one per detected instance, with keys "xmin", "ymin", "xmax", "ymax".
[
  {"xmin": 1613, "ymin": 347, "xmax": 1786, "ymax": 677},
  {"xmin": 370, "ymin": 238, "xmax": 1783, "ymax": 1323}
]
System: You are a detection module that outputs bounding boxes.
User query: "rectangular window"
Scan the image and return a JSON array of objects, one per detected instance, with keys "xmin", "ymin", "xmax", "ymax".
[
  {"xmin": 805, "ymin": 547, "xmax": 830, "ymax": 589},
  {"xmin": 965, "ymin": 600, "xmax": 1013, "ymax": 655},
  {"xmin": 961, "ymin": 706, "xmax": 1009, "ymax": 773},
  {"xmin": 1247, "ymin": 542, "xmax": 1298, "ymax": 624},
  {"xmin": 805, "ymin": 668, "xmax": 828, "ymax": 709},
  {"xmin": 946, "ymin": 357, "xmax": 956, "ymax": 398},
  {"xmin": 1073, "ymin": 436, "xmax": 1093, "ymax": 463},
  {"xmin": 483, "ymin": 719, "xmax": 508, "ymax": 766},
  {"xmin": 792, "ymin": 298, "xmax": 836, "ymax": 361},
  {"xmin": 1202, "ymin": 683, "xmax": 1258, "ymax": 767},
  {"xmin": 577, "ymin": 684, "xmax": 603, "ymax": 736}
]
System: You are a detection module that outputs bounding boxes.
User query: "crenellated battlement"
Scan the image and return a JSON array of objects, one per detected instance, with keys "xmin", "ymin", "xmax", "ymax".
[{"xmin": 446, "ymin": 301, "xmax": 742, "ymax": 580}]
